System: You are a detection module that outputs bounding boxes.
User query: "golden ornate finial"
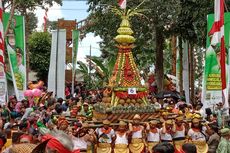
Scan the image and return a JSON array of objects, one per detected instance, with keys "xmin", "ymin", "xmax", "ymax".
[{"xmin": 114, "ymin": 15, "xmax": 135, "ymax": 44}]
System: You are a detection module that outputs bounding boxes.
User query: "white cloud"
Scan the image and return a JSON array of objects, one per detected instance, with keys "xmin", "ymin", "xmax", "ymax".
[
  {"xmin": 77, "ymin": 33, "xmax": 102, "ymax": 63},
  {"xmin": 35, "ymin": 3, "xmax": 63, "ymax": 31}
]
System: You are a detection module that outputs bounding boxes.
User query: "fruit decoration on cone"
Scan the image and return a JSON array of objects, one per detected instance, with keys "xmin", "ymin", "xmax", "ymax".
[{"xmin": 95, "ymin": 6, "xmax": 155, "ymax": 116}]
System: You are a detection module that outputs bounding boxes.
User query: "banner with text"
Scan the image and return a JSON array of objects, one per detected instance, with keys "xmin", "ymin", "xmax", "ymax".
[
  {"xmin": 3, "ymin": 13, "xmax": 26, "ymax": 101},
  {"xmin": 202, "ymin": 13, "xmax": 230, "ymax": 110}
]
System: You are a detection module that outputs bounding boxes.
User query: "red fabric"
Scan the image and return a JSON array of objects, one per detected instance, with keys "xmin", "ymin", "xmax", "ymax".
[
  {"xmin": 221, "ymin": 36, "xmax": 226, "ymax": 90},
  {"xmin": 118, "ymin": 0, "xmax": 126, "ymax": 9},
  {"xmin": 0, "ymin": 5, "xmax": 5, "ymax": 67},
  {"xmin": 43, "ymin": 8, "xmax": 48, "ymax": 32},
  {"xmin": 20, "ymin": 134, "xmax": 32, "ymax": 142},
  {"xmin": 72, "ymin": 149, "xmax": 80, "ymax": 153},
  {"xmin": 175, "ymin": 149, "xmax": 185, "ymax": 153},
  {"xmin": 219, "ymin": 0, "xmax": 226, "ymax": 96},
  {"xmin": 115, "ymin": 91, "xmax": 147, "ymax": 99},
  {"xmin": 209, "ymin": 0, "xmax": 226, "ymax": 102},
  {"xmin": 0, "ymin": 139, "xmax": 4, "ymax": 146},
  {"xmin": 42, "ymin": 134, "xmax": 76, "ymax": 153}
]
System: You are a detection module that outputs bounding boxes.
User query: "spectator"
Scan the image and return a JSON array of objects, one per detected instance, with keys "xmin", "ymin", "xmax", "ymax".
[
  {"xmin": 207, "ymin": 124, "xmax": 220, "ymax": 153},
  {"xmin": 216, "ymin": 128, "xmax": 230, "ymax": 153},
  {"xmin": 181, "ymin": 143, "xmax": 197, "ymax": 153},
  {"xmin": 0, "ymin": 133, "xmax": 6, "ymax": 151},
  {"xmin": 153, "ymin": 142, "xmax": 175, "ymax": 153}
]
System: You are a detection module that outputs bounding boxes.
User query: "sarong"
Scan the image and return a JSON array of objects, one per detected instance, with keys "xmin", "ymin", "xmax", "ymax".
[
  {"xmin": 174, "ymin": 140, "xmax": 186, "ymax": 152},
  {"xmin": 97, "ymin": 143, "xmax": 112, "ymax": 153},
  {"xmin": 114, "ymin": 144, "xmax": 129, "ymax": 153},
  {"xmin": 192, "ymin": 141, "xmax": 208, "ymax": 153},
  {"xmin": 129, "ymin": 138, "xmax": 145, "ymax": 153}
]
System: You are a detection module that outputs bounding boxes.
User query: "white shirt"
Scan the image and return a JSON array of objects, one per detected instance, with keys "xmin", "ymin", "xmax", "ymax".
[
  {"xmin": 147, "ymin": 128, "xmax": 160, "ymax": 142},
  {"xmin": 96, "ymin": 128, "xmax": 115, "ymax": 143},
  {"xmin": 173, "ymin": 127, "xmax": 185, "ymax": 139},
  {"xmin": 160, "ymin": 129, "xmax": 173, "ymax": 141},
  {"xmin": 132, "ymin": 128, "xmax": 143, "ymax": 139},
  {"xmin": 188, "ymin": 127, "xmax": 207, "ymax": 141},
  {"xmin": 72, "ymin": 136, "xmax": 87, "ymax": 150},
  {"xmin": 115, "ymin": 132, "xmax": 128, "ymax": 145}
]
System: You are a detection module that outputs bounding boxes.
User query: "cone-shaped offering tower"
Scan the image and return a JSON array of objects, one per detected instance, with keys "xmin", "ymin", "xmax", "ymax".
[
  {"xmin": 94, "ymin": 12, "xmax": 156, "ymax": 122},
  {"xmin": 109, "ymin": 15, "xmax": 148, "ymax": 106}
]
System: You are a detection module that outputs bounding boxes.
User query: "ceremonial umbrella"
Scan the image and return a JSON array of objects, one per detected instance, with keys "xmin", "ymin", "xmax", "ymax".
[{"xmin": 155, "ymin": 91, "xmax": 181, "ymax": 100}]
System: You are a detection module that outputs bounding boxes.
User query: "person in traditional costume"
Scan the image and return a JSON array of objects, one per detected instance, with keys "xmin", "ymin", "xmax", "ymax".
[
  {"xmin": 57, "ymin": 116, "xmax": 69, "ymax": 133},
  {"xmin": 95, "ymin": 119, "xmax": 115, "ymax": 153},
  {"xmin": 160, "ymin": 119, "xmax": 173, "ymax": 143},
  {"xmin": 172, "ymin": 116, "xmax": 186, "ymax": 152},
  {"xmin": 187, "ymin": 114, "xmax": 209, "ymax": 153},
  {"xmin": 216, "ymin": 128, "xmax": 230, "ymax": 153},
  {"xmin": 72, "ymin": 123, "xmax": 96, "ymax": 153},
  {"xmin": 129, "ymin": 114, "xmax": 146, "ymax": 153},
  {"xmin": 113, "ymin": 121, "xmax": 129, "ymax": 153},
  {"xmin": 146, "ymin": 120, "xmax": 160, "ymax": 153}
]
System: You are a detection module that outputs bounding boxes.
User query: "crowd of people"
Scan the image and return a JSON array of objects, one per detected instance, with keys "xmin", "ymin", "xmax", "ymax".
[{"xmin": 0, "ymin": 84, "xmax": 228, "ymax": 153}]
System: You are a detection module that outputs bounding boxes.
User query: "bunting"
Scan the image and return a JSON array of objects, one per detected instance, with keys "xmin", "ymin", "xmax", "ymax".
[{"xmin": 0, "ymin": 0, "xmax": 6, "ymax": 103}]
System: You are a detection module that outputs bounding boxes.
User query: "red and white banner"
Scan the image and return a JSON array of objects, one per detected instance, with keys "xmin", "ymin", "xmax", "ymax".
[
  {"xmin": 0, "ymin": 0, "xmax": 6, "ymax": 103},
  {"xmin": 209, "ymin": 0, "xmax": 226, "ymax": 103},
  {"xmin": 43, "ymin": 8, "xmax": 48, "ymax": 32},
  {"xmin": 118, "ymin": 0, "xmax": 126, "ymax": 9}
]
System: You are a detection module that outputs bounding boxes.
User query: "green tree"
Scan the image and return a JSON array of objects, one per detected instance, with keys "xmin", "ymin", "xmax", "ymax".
[
  {"xmin": 86, "ymin": 0, "xmax": 181, "ymax": 91},
  {"xmin": 28, "ymin": 32, "xmax": 51, "ymax": 81},
  {"xmin": 26, "ymin": 12, "xmax": 38, "ymax": 34},
  {"xmin": 3, "ymin": 0, "xmax": 62, "ymax": 36},
  {"xmin": 3, "ymin": 0, "xmax": 62, "ymax": 83},
  {"xmin": 77, "ymin": 56, "xmax": 113, "ymax": 89}
]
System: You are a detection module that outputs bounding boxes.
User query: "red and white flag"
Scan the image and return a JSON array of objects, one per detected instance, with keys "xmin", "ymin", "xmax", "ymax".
[
  {"xmin": 118, "ymin": 0, "xmax": 126, "ymax": 9},
  {"xmin": 0, "ymin": 0, "xmax": 6, "ymax": 103},
  {"xmin": 43, "ymin": 8, "xmax": 48, "ymax": 32},
  {"xmin": 0, "ymin": 0, "xmax": 4, "ymax": 65},
  {"xmin": 209, "ymin": 0, "xmax": 226, "ymax": 103}
]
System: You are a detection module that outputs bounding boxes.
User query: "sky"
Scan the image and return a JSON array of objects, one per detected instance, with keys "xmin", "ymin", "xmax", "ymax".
[{"xmin": 35, "ymin": 1, "xmax": 101, "ymax": 63}]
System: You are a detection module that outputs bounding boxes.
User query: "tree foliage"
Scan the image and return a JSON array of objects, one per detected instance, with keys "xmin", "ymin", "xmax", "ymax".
[
  {"xmin": 86, "ymin": 0, "xmax": 230, "ymax": 91},
  {"xmin": 3, "ymin": 0, "xmax": 62, "ymax": 11},
  {"xmin": 26, "ymin": 12, "xmax": 38, "ymax": 34},
  {"xmin": 86, "ymin": 0, "xmax": 181, "ymax": 90},
  {"xmin": 28, "ymin": 32, "xmax": 51, "ymax": 81},
  {"xmin": 3, "ymin": 0, "xmax": 62, "ymax": 36}
]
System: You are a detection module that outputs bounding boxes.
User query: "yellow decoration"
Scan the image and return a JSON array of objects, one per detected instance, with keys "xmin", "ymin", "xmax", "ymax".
[{"xmin": 114, "ymin": 16, "xmax": 135, "ymax": 44}]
